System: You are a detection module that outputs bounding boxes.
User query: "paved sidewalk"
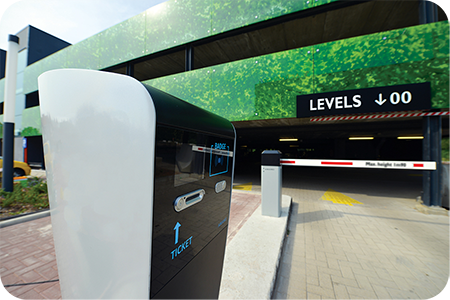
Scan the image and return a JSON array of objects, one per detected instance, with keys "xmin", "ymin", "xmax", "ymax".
[
  {"xmin": 0, "ymin": 217, "xmax": 59, "ymax": 299},
  {"xmin": 2, "ymin": 168, "xmax": 449, "ymax": 299},
  {"xmin": 273, "ymin": 186, "xmax": 449, "ymax": 299},
  {"xmin": 0, "ymin": 190, "xmax": 265, "ymax": 299}
]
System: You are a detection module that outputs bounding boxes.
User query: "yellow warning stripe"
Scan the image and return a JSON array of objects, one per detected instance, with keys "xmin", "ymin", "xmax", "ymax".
[
  {"xmin": 233, "ymin": 182, "xmax": 252, "ymax": 191},
  {"xmin": 321, "ymin": 189, "xmax": 363, "ymax": 206}
]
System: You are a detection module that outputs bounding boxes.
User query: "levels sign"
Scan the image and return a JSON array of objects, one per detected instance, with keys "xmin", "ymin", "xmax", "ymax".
[{"xmin": 296, "ymin": 82, "xmax": 431, "ymax": 118}]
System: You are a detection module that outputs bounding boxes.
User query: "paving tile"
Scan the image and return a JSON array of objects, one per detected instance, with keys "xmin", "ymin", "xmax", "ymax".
[
  {"xmin": 1, "ymin": 258, "xmax": 25, "ymax": 271},
  {"xmin": 40, "ymin": 283, "xmax": 62, "ymax": 299},
  {"xmin": 318, "ymin": 272, "xmax": 333, "ymax": 290},
  {"xmin": 375, "ymin": 267, "xmax": 398, "ymax": 281},
  {"xmin": 371, "ymin": 284, "xmax": 392, "ymax": 299},
  {"xmin": 308, "ymin": 259, "xmax": 328, "ymax": 269},
  {"xmin": 0, "ymin": 265, "xmax": 27, "ymax": 278},
  {"xmin": 33, "ymin": 281, "xmax": 59, "ymax": 294},
  {"xmin": 20, "ymin": 270, "xmax": 46, "ymax": 283},
  {"xmin": 333, "ymin": 283, "xmax": 351, "ymax": 299},
  {"xmin": 13, "ymin": 260, "xmax": 47, "ymax": 276},
  {"xmin": 306, "ymin": 273, "xmax": 319, "ymax": 286},
  {"xmin": 385, "ymin": 286, "xmax": 419, "ymax": 299},
  {"xmin": 338, "ymin": 262, "xmax": 362, "ymax": 269},
  {"xmin": 6, "ymin": 283, "xmax": 36, "ymax": 298},
  {"xmin": 326, "ymin": 257, "xmax": 341, "ymax": 271},
  {"xmin": 21, "ymin": 256, "xmax": 42, "ymax": 267},
  {"xmin": 0, "ymin": 247, "xmax": 22, "ymax": 257},
  {"xmin": 388, "ymin": 266, "xmax": 419, "ymax": 280},
  {"xmin": 408, "ymin": 284, "xmax": 437, "ymax": 299},
  {"xmin": 307, "ymin": 291, "xmax": 323, "ymax": 299},
  {"xmin": 306, "ymin": 283, "xmax": 335, "ymax": 299},
  {"xmin": 339, "ymin": 265, "xmax": 355, "ymax": 279},
  {"xmin": 317, "ymin": 265, "xmax": 341, "ymax": 277},
  {"xmin": 284, "ymin": 272, "xmax": 307, "ymax": 297},
  {"xmin": 346, "ymin": 286, "xmax": 377, "ymax": 299},
  {"xmin": 37, "ymin": 253, "xmax": 56, "ymax": 264},
  {"xmin": 350, "ymin": 295, "xmax": 365, "ymax": 300},
  {"xmin": 1, "ymin": 273, "xmax": 22, "ymax": 285},
  {"xmin": 331, "ymin": 274, "xmax": 359, "ymax": 288},
  {"xmin": 16, "ymin": 288, "xmax": 43, "ymax": 299},
  {"xmin": 391, "ymin": 274, "xmax": 419, "ymax": 291},
  {"xmin": 366, "ymin": 274, "xmax": 400, "ymax": 290},
  {"xmin": 344, "ymin": 252, "xmax": 360, "ymax": 264},
  {"xmin": 358, "ymin": 260, "xmax": 376, "ymax": 272},
  {"xmin": 315, "ymin": 250, "xmax": 327, "ymax": 263},
  {"xmin": 355, "ymin": 274, "xmax": 373, "ymax": 291}
]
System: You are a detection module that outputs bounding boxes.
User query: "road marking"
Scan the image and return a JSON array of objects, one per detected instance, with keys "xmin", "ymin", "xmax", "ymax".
[
  {"xmin": 320, "ymin": 189, "xmax": 363, "ymax": 206},
  {"xmin": 233, "ymin": 182, "xmax": 252, "ymax": 191}
]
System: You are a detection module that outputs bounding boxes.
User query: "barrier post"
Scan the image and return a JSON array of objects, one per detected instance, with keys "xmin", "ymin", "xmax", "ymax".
[
  {"xmin": 2, "ymin": 35, "xmax": 20, "ymax": 192},
  {"xmin": 261, "ymin": 150, "xmax": 282, "ymax": 217}
]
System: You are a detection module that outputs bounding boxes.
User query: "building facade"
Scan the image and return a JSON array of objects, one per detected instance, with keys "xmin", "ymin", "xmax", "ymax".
[
  {"xmin": 0, "ymin": 0, "xmax": 448, "ymax": 203},
  {"xmin": 0, "ymin": 25, "xmax": 70, "ymax": 166}
]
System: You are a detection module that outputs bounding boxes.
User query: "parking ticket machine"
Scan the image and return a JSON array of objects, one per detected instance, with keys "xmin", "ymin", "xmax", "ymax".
[{"xmin": 38, "ymin": 69, "xmax": 235, "ymax": 299}]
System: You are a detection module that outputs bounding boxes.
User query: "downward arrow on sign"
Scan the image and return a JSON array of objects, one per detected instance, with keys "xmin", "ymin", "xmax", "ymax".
[{"xmin": 374, "ymin": 93, "xmax": 386, "ymax": 106}]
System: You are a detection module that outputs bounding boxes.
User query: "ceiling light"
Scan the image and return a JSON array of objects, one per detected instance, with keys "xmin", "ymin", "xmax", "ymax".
[
  {"xmin": 348, "ymin": 137, "xmax": 374, "ymax": 140},
  {"xmin": 397, "ymin": 136, "xmax": 424, "ymax": 140},
  {"xmin": 279, "ymin": 138, "xmax": 298, "ymax": 142}
]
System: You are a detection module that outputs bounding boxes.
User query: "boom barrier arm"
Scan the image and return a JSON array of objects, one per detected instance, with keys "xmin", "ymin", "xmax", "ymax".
[{"xmin": 280, "ymin": 159, "xmax": 436, "ymax": 170}]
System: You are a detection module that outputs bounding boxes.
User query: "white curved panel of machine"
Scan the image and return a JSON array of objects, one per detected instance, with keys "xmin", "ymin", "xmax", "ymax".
[{"xmin": 38, "ymin": 69, "xmax": 156, "ymax": 299}]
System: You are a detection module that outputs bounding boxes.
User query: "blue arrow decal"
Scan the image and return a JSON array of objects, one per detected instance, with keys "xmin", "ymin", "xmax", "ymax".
[{"xmin": 174, "ymin": 222, "xmax": 181, "ymax": 244}]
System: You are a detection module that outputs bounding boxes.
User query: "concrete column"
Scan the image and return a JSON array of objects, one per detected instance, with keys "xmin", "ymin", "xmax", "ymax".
[
  {"xmin": 422, "ymin": 116, "xmax": 442, "ymax": 206},
  {"xmin": 419, "ymin": 0, "xmax": 439, "ymax": 24},
  {"xmin": 185, "ymin": 44, "xmax": 194, "ymax": 71}
]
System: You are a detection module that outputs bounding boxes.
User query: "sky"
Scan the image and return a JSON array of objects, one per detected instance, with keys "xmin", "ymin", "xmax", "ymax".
[{"xmin": 0, "ymin": 0, "xmax": 167, "ymax": 50}]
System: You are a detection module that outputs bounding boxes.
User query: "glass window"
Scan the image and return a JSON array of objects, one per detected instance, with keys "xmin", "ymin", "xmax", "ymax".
[{"xmin": 17, "ymin": 49, "xmax": 28, "ymax": 73}]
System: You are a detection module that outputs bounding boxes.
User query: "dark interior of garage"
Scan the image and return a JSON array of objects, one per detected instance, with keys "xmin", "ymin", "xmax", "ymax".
[{"xmin": 233, "ymin": 116, "xmax": 449, "ymax": 174}]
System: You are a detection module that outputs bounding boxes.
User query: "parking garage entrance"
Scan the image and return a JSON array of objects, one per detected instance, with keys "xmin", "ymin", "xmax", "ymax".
[{"xmin": 233, "ymin": 112, "xmax": 449, "ymax": 207}]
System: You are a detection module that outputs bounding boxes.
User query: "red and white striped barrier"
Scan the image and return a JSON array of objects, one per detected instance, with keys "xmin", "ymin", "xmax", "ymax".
[
  {"xmin": 310, "ymin": 111, "xmax": 449, "ymax": 122},
  {"xmin": 280, "ymin": 159, "xmax": 436, "ymax": 170}
]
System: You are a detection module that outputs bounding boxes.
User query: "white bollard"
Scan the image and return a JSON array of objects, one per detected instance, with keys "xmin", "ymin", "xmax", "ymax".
[{"xmin": 261, "ymin": 150, "xmax": 282, "ymax": 217}]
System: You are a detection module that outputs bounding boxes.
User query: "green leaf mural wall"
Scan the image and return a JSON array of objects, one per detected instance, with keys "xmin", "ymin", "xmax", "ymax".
[
  {"xmin": 145, "ymin": 21, "xmax": 449, "ymax": 122},
  {"xmin": 15, "ymin": 0, "xmax": 339, "ymax": 95}
]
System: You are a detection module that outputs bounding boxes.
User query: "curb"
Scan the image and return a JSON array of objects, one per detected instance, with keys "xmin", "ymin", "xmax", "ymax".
[
  {"xmin": 219, "ymin": 195, "xmax": 292, "ymax": 299},
  {"xmin": 269, "ymin": 195, "xmax": 292, "ymax": 299},
  {"xmin": 415, "ymin": 204, "xmax": 449, "ymax": 216},
  {"xmin": 0, "ymin": 210, "xmax": 51, "ymax": 228}
]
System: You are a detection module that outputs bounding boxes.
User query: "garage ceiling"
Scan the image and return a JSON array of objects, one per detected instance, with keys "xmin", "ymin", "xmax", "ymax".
[
  {"xmin": 193, "ymin": 0, "xmax": 444, "ymax": 69},
  {"xmin": 233, "ymin": 115, "xmax": 449, "ymax": 144}
]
